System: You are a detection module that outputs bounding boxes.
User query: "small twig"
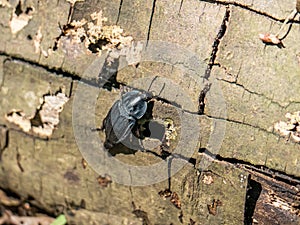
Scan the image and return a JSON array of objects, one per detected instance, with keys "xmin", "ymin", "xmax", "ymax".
[
  {"xmin": 67, "ymin": 5, "xmax": 74, "ymax": 24},
  {"xmin": 259, "ymin": 2, "xmax": 300, "ymax": 46},
  {"xmin": 275, "ymin": 9, "xmax": 298, "ymax": 39}
]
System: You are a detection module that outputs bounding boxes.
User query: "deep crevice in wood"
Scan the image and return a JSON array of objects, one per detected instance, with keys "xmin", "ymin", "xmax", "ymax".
[
  {"xmin": 204, "ymin": 6, "xmax": 230, "ymax": 79},
  {"xmin": 146, "ymin": 0, "xmax": 157, "ymax": 47},
  {"xmin": 200, "ymin": 0, "xmax": 300, "ymax": 24},
  {"xmin": 199, "ymin": 147, "xmax": 300, "ymax": 186},
  {"xmin": 116, "ymin": 0, "xmax": 123, "ymax": 24}
]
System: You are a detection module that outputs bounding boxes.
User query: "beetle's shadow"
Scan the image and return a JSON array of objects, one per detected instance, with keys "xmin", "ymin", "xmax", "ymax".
[
  {"xmin": 107, "ymin": 143, "xmax": 138, "ymax": 156},
  {"xmin": 107, "ymin": 101, "xmax": 165, "ymax": 156}
]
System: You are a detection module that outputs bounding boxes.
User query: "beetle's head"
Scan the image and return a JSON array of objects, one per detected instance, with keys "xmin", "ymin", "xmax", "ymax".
[{"xmin": 120, "ymin": 90, "xmax": 151, "ymax": 119}]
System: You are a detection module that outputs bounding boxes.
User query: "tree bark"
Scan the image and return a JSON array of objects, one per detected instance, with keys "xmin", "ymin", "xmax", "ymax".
[{"xmin": 0, "ymin": 0, "xmax": 300, "ymax": 224}]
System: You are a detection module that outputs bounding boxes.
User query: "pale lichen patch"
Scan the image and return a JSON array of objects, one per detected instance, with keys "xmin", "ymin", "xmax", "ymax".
[
  {"xmin": 33, "ymin": 26, "xmax": 43, "ymax": 54},
  {"xmin": 5, "ymin": 110, "xmax": 31, "ymax": 132},
  {"xmin": 163, "ymin": 118, "xmax": 178, "ymax": 147},
  {"xmin": 32, "ymin": 26, "xmax": 53, "ymax": 57},
  {"xmin": 5, "ymin": 92, "xmax": 69, "ymax": 138},
  {"xmin": 202, "ymin": 174, "xmax": 214, "ymax": 185},
  {"xmin": 0, "ymin": 0, "xmax": 11, "ymax": 7},
  {"xmin": 9, "ymin": 2, "xmax": 34, "ymax": 34},
  {"xmin": 55, "ymin": 10, "xmax": 133, "ymax": 57},
  {"xmin": 274, "ymin": 111, "xmax": 300, "ymax": 143},
  {"xmin": 31, "ymin": 93, "xmax": 69, "ymax": 137}
]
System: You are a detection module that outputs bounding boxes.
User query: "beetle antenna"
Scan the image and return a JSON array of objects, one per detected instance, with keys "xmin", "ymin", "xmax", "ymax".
[
  {"xmin": 158, "ymin": 83, "xmax": 165, "ymax": 96},
  {"xmin": 147, "ymin": 76, "xmax": 159, "ymax": 92}
]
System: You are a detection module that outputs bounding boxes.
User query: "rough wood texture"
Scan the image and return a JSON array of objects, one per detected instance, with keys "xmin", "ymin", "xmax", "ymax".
[{"xmin": 1, "ymin": 0, "xmax": 300, "ymax": 224}]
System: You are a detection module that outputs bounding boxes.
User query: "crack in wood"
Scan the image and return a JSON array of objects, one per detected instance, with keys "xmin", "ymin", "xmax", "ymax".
[
  {"xmin": 1, "ymin": 53, "xmax": 290, "ymax": 141},
  {"xmin": 197, "ymin": 83, "xmax": 211, "ymax": 115},
  {"xmin": 0, "ymin": 52, "xmax": 82, "ymax": 82},
  {"xmin": 116, "ymin": 0, "xmax": 123, "ymax": 24},
  {"xmin": 146, "ymin": 0, "xmax": 157, "ymax": 47},
  {"xmin": 200, "ymin": 0, "xmax": 300, "ymax": 24},
  {"xmin": 217, "ymin": 76, "xmax": 300, "ymax": 109},
  {"xmin": 204, "ymin": 6, "xmax": 230, "ymax": 79},
  {"xmin": 0, "ymin": 125, "xmax": 8, "ymax": 160},
  {"xmin": 4, "ymin": 127, "xmax": 63, "ymax": 141},
  {"xmin": 69, "ymin": 80, "xmax": 74, "ymax": 98},
  {"xmin": 218, "ymin": 78, "xmax": 285, "ymax": 108},
  {"xmin": 205, "ymin": 114, "xmax": 279, "ymax": 138},
  {"xmin": 179, "ymin": 0, "xmax": 184, "ymax": 14},
  {"xmin": 0, "ymin": 52, "xmax": 112, "ymax": 94},
  {"xmin": 199, "ymin": 148, "xmax": 300, "ymax": 197},
  {"xmin": 211, "ymin": 151, "xmax": 300, "ymax": 186},
  {"xmin": 198, "ymin": 7, "xmax": 231, "ymax": 115}
]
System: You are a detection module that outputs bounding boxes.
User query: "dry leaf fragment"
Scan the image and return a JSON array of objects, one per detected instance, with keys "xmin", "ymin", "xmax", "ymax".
[
  {"xmin": 97, "ymin": 174, "xmax": 112, "ymax": 187},
  {"xmin": 259, "ymin": 33, "xmax": 282, "ymax": 45},
  {"xmin": 260, "ymin": 6, "xmax": 298, "ymax": 46},
  {"xmin": 207, "ymin": 199, "xmax": 222, "ymax": 216},
  {"xmin": 81, "ymin": 158, "xmax": 87, "ymax": 169},
  {"xmin": 158, "ymin": 189, "xmax": 172, "ymax": 198},
  {"xmin": 170, "ymin": 192, "xmax": 181, "ymax": 209}
]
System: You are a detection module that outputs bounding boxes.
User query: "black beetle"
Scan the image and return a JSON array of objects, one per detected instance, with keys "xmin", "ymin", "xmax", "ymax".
[
  {"xmin": 102, "ymin": 89, "xmax": 153, "ymax": 150},
  {"xmin": 101, "ymin": 75, "xmax": 170, "ymax": 151}
]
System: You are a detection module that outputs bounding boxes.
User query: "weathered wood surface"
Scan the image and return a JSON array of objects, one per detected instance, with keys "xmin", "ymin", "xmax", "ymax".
[{"xmin": 0, "ymin": 0, "xmax": 300, "ymax": 224}]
